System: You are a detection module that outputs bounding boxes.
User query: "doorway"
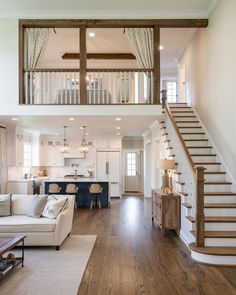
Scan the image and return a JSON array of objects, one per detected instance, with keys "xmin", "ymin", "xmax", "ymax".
[
  {"xmin": 124, "ymin": 150, "xmax": 143, "ymax": 193},
  {"xmin": 178, "ymin": 58, "xmax": 186, "ymax": 102}
]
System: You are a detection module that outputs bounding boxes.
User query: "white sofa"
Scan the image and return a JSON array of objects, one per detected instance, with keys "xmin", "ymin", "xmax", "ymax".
[{"xmin": 0, "ymin": 195, "xmax": 75, "ymax": 250}]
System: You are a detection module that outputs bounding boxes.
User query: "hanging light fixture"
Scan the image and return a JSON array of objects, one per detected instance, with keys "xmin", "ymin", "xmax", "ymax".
[
  {"xmin": 79, "ymin": 126, "xmax": 89, "ymax": 153},
  {"xmin": 61, "ymin": 126, "xmax": 70, "ymax": 153}
]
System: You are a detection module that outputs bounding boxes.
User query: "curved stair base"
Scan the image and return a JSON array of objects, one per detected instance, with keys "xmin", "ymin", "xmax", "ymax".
[{"xmin": 189, "ymin": 243, "xmax": 236, "ymax": 265}]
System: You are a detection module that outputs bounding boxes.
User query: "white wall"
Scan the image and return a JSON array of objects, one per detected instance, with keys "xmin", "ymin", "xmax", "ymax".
[{"xmin": 181, "ymin": 0, "xmax": 236, "ymax": 182}]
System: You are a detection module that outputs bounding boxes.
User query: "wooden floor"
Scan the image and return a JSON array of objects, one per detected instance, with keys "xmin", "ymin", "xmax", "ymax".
[{"xmin": 72, "ymin": 195, "xmax": 236, "ymax": 295}]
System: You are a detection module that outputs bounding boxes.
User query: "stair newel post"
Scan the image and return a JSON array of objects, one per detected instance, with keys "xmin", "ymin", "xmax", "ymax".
[{"xmin": 195, "ymin": 166, "xmax": 205, "ymax": 247}]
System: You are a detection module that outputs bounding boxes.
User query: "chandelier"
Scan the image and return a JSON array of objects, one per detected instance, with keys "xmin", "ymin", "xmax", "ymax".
[
  {"xmin": 78, "ymin": 126, "xmax": 89, "ymax": 153},
  {"xmin": 61, "ymin": 126, "xmax": 70, "ymax": 153}
]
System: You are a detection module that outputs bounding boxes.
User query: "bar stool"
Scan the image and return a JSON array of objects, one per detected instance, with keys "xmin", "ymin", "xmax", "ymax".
[
  {"xmin": 48, "ymin": 183, "xmax": 61, "ymax": 195},
  {"xmin": 89, "ymin": 183, "xmax": 103, "ymax": 209},
  {"xmin": 66, "ymin": 184, "xmax": 79, "ymax": 208}
]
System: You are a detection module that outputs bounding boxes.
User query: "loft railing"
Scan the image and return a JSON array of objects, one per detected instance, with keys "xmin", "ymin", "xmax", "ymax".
[
  {"xmin": 164, "ymin": 101, "xmax": 205, "ymax": 247},
  {"xmin": 23, "ymin": 68, "xmax": 154, "ymax": 105}
]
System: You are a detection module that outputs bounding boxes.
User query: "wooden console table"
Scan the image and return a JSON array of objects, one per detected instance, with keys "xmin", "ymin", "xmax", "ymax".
[{"xmin": 152, "ymin": 189, "xmax": 180, "ymax": 236}]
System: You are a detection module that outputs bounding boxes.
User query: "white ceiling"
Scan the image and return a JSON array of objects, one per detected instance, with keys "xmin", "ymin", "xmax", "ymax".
[
  {"xmin": 0, "ymin": 116, "xmax": 157, "ymax": 138},
  {"xmin": 39, "ymin": 28, "xmax": 194, "ymax": 73},
  {"xmin": 0, "ymin": 0, "xmax": 219, "ymax": 18}
]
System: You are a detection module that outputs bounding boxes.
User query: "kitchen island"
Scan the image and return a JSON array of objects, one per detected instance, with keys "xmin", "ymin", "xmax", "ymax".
[{"xmin": 44, "ymin": 179, "xmax": 110, "ymax": 208}]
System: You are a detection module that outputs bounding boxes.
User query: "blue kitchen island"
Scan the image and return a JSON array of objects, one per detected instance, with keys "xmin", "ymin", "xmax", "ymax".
[{"xmin": 44, "ymin": 179, "xmax": 110, "ymax": 208}]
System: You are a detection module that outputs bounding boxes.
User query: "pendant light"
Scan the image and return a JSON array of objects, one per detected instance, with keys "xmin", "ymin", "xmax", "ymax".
[
  {"xmin": 61, "ymin": 126, "xmax": 70, "ymax": 153},
  {"xmin": 79, "ymin": 126, "xmax": 89, "ymax": 153}
]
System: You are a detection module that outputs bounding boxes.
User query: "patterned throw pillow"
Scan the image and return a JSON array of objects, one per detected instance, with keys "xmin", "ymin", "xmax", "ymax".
[
  {"xmin": 27, "ymin": 195, "xmax": 48, "ymax": 218},
  {"xmin": 42, "ymin": 198, "xmax": 68, "ymax": 219},
  {"xmin": 0, "ymin": 195, "xmax": 11, "ymax": 217}
]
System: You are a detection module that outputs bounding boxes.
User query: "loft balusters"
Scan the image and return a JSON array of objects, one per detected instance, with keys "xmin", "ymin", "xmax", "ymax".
[{"xmin": 23, "ymin": 68, "xmax": 154, "ymax": 105}]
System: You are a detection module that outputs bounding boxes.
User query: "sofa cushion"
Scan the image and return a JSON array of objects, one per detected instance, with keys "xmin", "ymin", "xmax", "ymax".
[
  {"xmin": 27, "ymin": 195, "xmax": 48, "ymax": 218},
  {"xmin": 11, "ymin": 195, "xmax": 35, "ymax": 215},
  {"xmin": 0, "ymin": 195, "xmax": 11, "ymax": 217},
  {"xmin": 0, "ymin": 215, "xmax": 56, "ymax": 233},
  {"xmin": 42, "ymin": 198, "xmax": 68, "ymax": 219}
]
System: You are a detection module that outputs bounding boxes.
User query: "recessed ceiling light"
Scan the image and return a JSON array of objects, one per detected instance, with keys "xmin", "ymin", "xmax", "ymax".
[
  {"xmin": 159, "ymin": 45, "xmax": 164, "ymax": 50},
  {"xmin": 116, "ymin": 132, "xmax": 121, "ymax": 136},
  {"xmin": 115, "ymin": 117, "xmax": 122, "ymax": 121},
  {"xmin": 89, "ymin": 32, "xmax": 95, "ymax": 37},
  {"xmin": 69, "ymin": 118, "xmax": 75, "ymax": 121},
  {"xmin": 116, "ymin": 126, "xmax": 121, "ymax": 130},
  {"xmin": 54, "ymin": 133, "xmax": 59, "ymax": 136},
  {"xmin": 11, "ymin": 118, "xmax": 18, "ymax": 121},
  {"xmin": 86, "ymin": 132, "xmax": 89, "ymax": 136}
]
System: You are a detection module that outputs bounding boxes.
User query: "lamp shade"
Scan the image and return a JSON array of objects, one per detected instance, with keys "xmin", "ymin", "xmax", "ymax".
[{"xmin": 159, "ymin": 159, "xmax": 175, "ymax": 170}]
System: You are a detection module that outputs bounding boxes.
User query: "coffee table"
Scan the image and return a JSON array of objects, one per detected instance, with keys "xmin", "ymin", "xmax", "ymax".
[{"xmin": 0, "ymin": 235, "xmax": 26, "ymax": 281}]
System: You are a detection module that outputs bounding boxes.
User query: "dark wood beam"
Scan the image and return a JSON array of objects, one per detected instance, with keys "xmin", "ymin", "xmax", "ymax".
[
  {"xmin": 19, "ymin": 19, "xmax": 208, "ymax": 28},
  {"xmin": 153, "ymin": 26, "xmax": 160, "ymax": 105},
  {"xmin": 62, "ymin": 53, "xmax": 136, "ymax": 60},
  {"xmin": 79, "ymin": 26, "xmax": 87, "ymax": 105},
  {"xmin": 19, "ymin": 21, "xmax": 25, "ymax": 104}
]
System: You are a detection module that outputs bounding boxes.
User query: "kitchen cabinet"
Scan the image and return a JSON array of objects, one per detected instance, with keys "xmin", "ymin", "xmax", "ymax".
[
  {"xmin": 96, "ymin": 137, "xmax": 121, "ymax": 149},
  {"xmin": 44, "ymin": 143, "xmax": 64, "ymax": 167},
  {"xmin": 96, "ymin": 150, "xmax": 120, "ymax": 197},
  {"xmin": 7, "ymin": 180, "xmax": 35, "ymax": 195},
  {"xmin": 15, "ymin": 134, "xmax": 24, "ymax": 167}
]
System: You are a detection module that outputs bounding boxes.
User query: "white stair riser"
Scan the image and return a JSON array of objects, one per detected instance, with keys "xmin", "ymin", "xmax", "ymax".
[
  {"xmin": 187, "ymin": 148, "xmax": 214, "ymax": 154},
  {"xmin": 205, "ymin": 195, "xmax": 236, "ymax": 203},
  {"xmin": 204, "ymin": 174, "xmax": 226, "ymax": 182},
  {"xmin": 178, "ymin": 127, "xmax": 202, "ymax": 132},
  {"xmin": 170, "ymin": 108, "xmax": 192, "ymax": 112},
  {"xmin": 192, "ymin": 223, "xmax": 236, "ymax": 231},
  {"xmin": 175, "ymin": 117, "xmax": 199, "ymax": 122},
  {"xmin": 204, "ymin": 184, "xmax": 231, "ymax": 192},
  {"xmin": 182, "ymin": 134, "xmax": 206, "ymax": 140},
  {"xmin": 205, "ymin": 208, "xmax": 236, "ymax": 216},
  {"xmin": 186, "ymin": 141, "xmax": 209, "ymax": 147},
  {"xmin": 192, "ymin": 156, "xmax": 217, "ymax": 162},
  {"xmin": 195, "ymin": 164, "xmax": 221, "ymax": 171},
  {"xmin": 169, "ymin": 103, "xmax": 188, "ymax": 108},
  {"xmin": 205, "ymin": 238, "xmax": 236, "ymax": 247}
]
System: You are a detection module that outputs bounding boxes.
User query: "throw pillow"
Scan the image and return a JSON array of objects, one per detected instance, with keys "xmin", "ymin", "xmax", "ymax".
[
  {"xmin": 42, "ymin": 198, "xmax": 68, "ymax": 219},
  {"xmin": 27, "ymin": 195, "xmax": 48, "ymax": 218},
  {"xmin": 0, "ymin": 195, "xmax": 11, "ymax": 217}
]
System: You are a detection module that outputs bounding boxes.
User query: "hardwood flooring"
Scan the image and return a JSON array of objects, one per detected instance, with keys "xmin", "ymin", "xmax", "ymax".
[{"xmin": 72, "ymin": 195, "xmax": 236, "ymax": 295}]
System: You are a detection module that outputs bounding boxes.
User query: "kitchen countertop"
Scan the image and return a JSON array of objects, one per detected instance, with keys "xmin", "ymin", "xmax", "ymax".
[{"xmin": 44, "ymin": 178, "xmax": 108, "ymax": 183}]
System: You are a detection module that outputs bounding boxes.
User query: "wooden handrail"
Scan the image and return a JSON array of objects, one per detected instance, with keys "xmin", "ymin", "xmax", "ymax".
[
  {"xmin": 24, "ymin": 68, "xmax": 154, "ymax": 73},
  {"xmin": 164, "ymin": 101, "xmax": 205, "ymax": 247},
  {"xmin": 164, "ymin": 101, "xmax": 195, "ymax": 174}
]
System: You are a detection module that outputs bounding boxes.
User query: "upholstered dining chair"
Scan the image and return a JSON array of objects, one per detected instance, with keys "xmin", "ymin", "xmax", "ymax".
[
  {"xmin": 89, "ymin": 183, "xmax": 103, "ymax": 209},
  {"xmin": 48, "ymin": 183, "xmax": 61, "ymax": 194}
]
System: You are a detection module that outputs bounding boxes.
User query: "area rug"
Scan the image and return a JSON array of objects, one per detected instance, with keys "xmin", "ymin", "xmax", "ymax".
[{"xmin": 0, "ymin": 235, "xmax": 97, "ymax": 295}]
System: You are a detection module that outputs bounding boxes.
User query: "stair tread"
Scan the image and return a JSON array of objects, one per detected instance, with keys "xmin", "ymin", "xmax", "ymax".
[
  {"xmin": 183, "ymin": 203, "xmax": 236, "ymax": 209},
  {"xmin": 189, "ymin": 243, "xmax": 236, "ymax": 256},
  {"xmin": 179, "ymin": 192, "xmax": 188, "ymax": 196},
  {"xmin": 205, "ymin": 203, "xmax": 236, "ymax": 208},
  {"xmin": 204, "ymin": 192, "xmax": 236, "ymax": 196},
  {"xmin": 174, "ymin": 116, "xmax": 197, "ymax": 118},
  {"xmin": 172, "ymin": 111, "xmax": 194, "ymax": 113},
  {"xmin": 187, "ymin": 146, "xmax": 213, "ymax": 149},
  {"xmin": 184, "ymin": 139, "xmax": 208, "ymax": 141},
  {"xmin": 187, "ymin": 216, "xmax": 236, "ymax": 222},
  {"xmin": 194, "ymin": 162, "xmax": 221, "ymax": 165},
  {"xmin": 191, "ymin": 154, "xmax": 217, "ymax": 156},
  {"xmin": 181, "ymin": 132, "xmax": 205, "ymax": 135},
  {"xmin": 204, "ymin": 181, "xmax": 232, "ymax": 185},
  {"xmin": 204, "ymin": 171, "xmax": 226, "ymax": 174},
  {"xmin": 176, "ymin": 121, "xmax": 200, "ymax": 124},
  {"xmin": 174, "ymin": 172, "xmax": 182, "ymax": 175},
  {"xmin": 170, "ymin": 106, "xmax": 192, "ymax": 108},
  {"xmin": 191, "ymin": 231, "xmax": 236, "ymax": 238},
  {"xmin": 176, "ymin": 181, "xmax": 185, "ymax": 185}
]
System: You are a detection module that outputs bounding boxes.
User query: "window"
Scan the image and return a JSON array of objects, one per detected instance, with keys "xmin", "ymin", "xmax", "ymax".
[
  {"xmin": 167, "ymin": 81, "xmax": 177, "ymax": 103},
  {"xmin": 127, "ymin": 153, "xmax": 136, "ymax": 176}
]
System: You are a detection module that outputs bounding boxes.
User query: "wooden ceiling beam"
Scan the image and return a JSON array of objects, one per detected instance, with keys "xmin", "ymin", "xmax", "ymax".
[
  {"xmin": 19, "ymin": 19, "xmax": 208, "ymax": 28},
  {"xmin": 62, "ymin": 53, "xmax": 136, "ymax": 60}
]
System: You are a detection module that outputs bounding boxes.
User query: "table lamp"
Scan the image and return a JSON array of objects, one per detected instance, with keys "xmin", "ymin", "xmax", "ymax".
[{"xmin": 159, "ymin": 159, "xmax": 176, "ymax": 194}]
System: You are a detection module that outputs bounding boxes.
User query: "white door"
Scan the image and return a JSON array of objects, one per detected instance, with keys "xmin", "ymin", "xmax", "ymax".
[
  {"xmin": 178, "ymin": 59, "xmax": 186, "ymax": 102},
  {"xmin": 125, "ymin": 151, "xmax": 141, "ymax": 192}
]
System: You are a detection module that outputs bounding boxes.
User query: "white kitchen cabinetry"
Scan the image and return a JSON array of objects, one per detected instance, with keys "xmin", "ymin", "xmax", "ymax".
[
  {"xmin": 44, "ymin": 143, "xmax": 64, "ymax": 167},
  {"xmin": 96, "ymin": 138, "xmax": 122, "ymax": 149},
  {"xmin": 96, "ymin": 150, "xmax": 121, "ymax": 197},
  {"xmin": 15, "ymin": 134, "xmax": 24, "ymax": 167},
  {"xmin": 7, "ymin": 180, "xmax": 34, "ymax": 195}
]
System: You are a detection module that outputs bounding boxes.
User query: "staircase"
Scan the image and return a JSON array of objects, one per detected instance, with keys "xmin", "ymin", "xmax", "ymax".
[{"xmin": 161, "ymin": 102, "xmax": 236, "ymax": 265}]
